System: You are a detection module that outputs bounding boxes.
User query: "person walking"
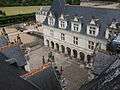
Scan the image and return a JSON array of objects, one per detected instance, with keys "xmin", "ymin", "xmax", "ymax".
[
  {"xmin": 42, "ymin": 56, "xmax": 45, "ymax": 64},
  {"xmin": 60, "ymin": 66, "xmax": 64, "ymax": 76}
]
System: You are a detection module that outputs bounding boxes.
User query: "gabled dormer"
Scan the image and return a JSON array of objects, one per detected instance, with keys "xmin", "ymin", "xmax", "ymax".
[
  {"xmin": 71, "ymin": 16, "xmax": 82, "ymax": 32},
  {"xmin": 48, "ymin": 12, "xmax": 55, "ymax": 26},
  {"xmin": 58, "ymin": 14, "xmax": 67, "ymax": 29},
  {"xmin": 109, "ymin": 19, "xmax": 118, "ymax": 29},
  {"xmin": 105, "ymin": 19, "xmax": 120, "ymax": 39},
  {"xmin": 41, "ymin": 11, "xmax": 48, "ymax": 15},
  {"xmin": 87, "ymin": 18, "xmax": 99, "ymax": 37}
]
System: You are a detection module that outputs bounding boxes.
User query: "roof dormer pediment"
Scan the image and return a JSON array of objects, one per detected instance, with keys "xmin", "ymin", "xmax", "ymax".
[
  {"xmin": 90, "ymin": 19, "xmax": 96, "ymax": 25},
  {"xmin": 59, "ymin": 14, "xmax": 64, "ymax": 20},
  {"xmin": 72, "ymin": 16, "xmax": 83, "ymax": 22},
  {"xmin": 49, "ymin": 12, "xmax": 53, "ymax": 17},
  {"xmin": 90, "ymin": 18, "xmax": 99, "ymax": 26},
  {"xmin": 74, "ymin": 17, "xmax": 79, "ymax": 22}
]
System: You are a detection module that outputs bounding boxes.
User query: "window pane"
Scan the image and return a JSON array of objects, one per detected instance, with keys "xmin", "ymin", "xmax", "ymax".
[
  {"xmin": 76, "ymin": 41, "xmax": 78, "ymax": 45},
  {"xmin": 74, "ymin": 40, "xmax": 75, "ymax": 44},
  {"xmin": 91, "ymin": 46, "xmax": 94, "ymax": 50}
]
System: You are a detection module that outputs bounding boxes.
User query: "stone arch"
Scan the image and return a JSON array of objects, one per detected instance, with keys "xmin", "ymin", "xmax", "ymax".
[
  {"xmin": 56, "ymin": 43, "xmax": 59, "ymax": 51},
  {"xmin": 66, "ymin": 47, "xmax": 71, "ymax": 56},
  {"xmin": 61, "ymin": 45, "xmax": 65, "ymax": 53},
  {"xmin": 79, "ymin": 52, "xmax": 85, "ymax": 61},
  {"xmin": 46, "ymin": 40, "xmax": 49, "ymax": 47},
  {"xmin": 73, "ymin": 49, "xmax": 78, "ymax": 58},
  {"xmin": 51, "ymin": 41, "xmax": 54, "ymax": 49},
  {"xmin": 87, "ymin": 55, "xmax": 91, "ymax": 63}
]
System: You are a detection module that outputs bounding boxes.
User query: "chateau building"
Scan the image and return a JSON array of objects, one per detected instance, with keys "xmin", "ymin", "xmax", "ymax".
[{"xmin": 36, "ymin": 0, "xmax": 120, "ymax": 64}]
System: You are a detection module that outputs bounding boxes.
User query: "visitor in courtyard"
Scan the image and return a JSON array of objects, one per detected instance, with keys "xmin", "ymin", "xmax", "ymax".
[{"xmin": 42, "ymin": 56, "xmax": 45, "ymax": 64}]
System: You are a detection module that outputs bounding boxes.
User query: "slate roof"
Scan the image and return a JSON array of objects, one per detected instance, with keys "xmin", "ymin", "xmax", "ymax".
[
  {"xmin": 50, "ymin": 0, "xmax": 65, "ymax": 17},
  {"xmin": 92, "ymin": 51, "xmax": 117, "ymax": 75},
  {"xmin": 0, "ymin": 60, "xmax": 61, "ymax": 90},
  {"xmin": 0, "ymin": 45, "xmax": 27, "ymax": 67},
  {"xmin": 41, "ymin": 6, "xmax": 51, "ymax": 12},
  {"xmin": 0, "ymin": 35, "xmax": 8, "ymax": 47},
  {"xmin": 44, "ymin": 0, "xmax": 120, "ymax": 40},
  {"xmin": 0, "ymin": 52, "xmax": 8, "ymax": 60},
  {"xmin": 26, "ymin": 66, "xmax": 62, "ymax": 90},
  {"xmin": 80, "ymin": 55, "xmax": 120, "ymax": 90},
  {"xmin": 0, "ymin": 61, "xmax": 39, "ymax": 90}
]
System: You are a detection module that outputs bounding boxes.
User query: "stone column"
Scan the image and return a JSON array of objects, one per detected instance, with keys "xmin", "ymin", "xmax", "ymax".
[
  {"xmin": 49, "ymin": 41, "xmax": 52, "ymax": 48},
  {"xmin": 84, "ymin": 54, "xmax": 88, "ymax": 63},
  {"xmin": 64, "ymin": 46, "xmax": 66, "ymax": 54},
  {"xmin": 77, "ymin": 51, "xmax": 79, "ymax": 59},
  {"xmin": 44, "ymin": 38, "xmax": 47, "ymax": 46},
  {"xmin": 54, "ymin": 43, "xmax": 57, "ymax": 51},
  {"xmin": 59, "ymin": 45, "xmax": 62, "ymax": 53},
  {"xmin": 71, "ymin": 49, "xmax": 73, "ymax": 57}
]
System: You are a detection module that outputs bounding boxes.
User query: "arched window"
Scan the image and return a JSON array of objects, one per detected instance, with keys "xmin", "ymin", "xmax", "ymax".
[
  {"xmin": 73, "ymin": 49, "xmax": 78, "ymax": 58},
  {"xmin": 51, "ymin": 41, "xmax": 54, "ymax": 49}
]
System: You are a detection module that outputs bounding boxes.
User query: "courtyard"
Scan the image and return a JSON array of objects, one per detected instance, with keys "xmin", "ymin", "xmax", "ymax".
[
  {"xmin": 4, "ymin": 26, "xmax": 89, "ymax": 90},
  {"xmin": 29, "ymin": 44, "xmax": 89, "ymax": 90}
]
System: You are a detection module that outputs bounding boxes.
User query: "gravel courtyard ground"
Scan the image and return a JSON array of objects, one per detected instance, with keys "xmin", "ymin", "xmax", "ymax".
[
  {"xmin": 5, "ymin": 27, "xmax": 36, "ymax": 44},
  {"xmin": 29, "ymin": 45, "xmax": 89, "ymax": 90}
]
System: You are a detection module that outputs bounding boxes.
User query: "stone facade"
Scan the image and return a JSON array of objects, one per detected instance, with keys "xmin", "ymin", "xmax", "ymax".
[{"xmin": 43, "ymin": 25, "xmax": 107, "ymax": 63}]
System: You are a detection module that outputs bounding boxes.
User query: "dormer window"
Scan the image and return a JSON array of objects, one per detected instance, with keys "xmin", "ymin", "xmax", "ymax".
[
  {"xmin": 59, "ymin": 20, "xmax": 67, "ymax": 29},
  {"xmin": 110, "ymin": 19, "xmax": 118, "ymax": 29},
  {"xmin": 49, "ymin": 18, "xmax": 54, "ymax": 26},
  {"xmin": 60, "ymin": 21, "xmax": 65, "ymax": 28},
  {"xmin": 59, "ymin": 14, "xmax": 67, "ymax": 29},
  {"xmin": 89, "ymin": 26, "xmax": 96, "ymax": 35},
  {"xmin": 73, "ymin": 24, "xmax": 79, "ymax": 31},
  {"xmin": 41, "ymin": 11, "xmax": 47, "ymax": 15},
  {"xmin": 48, "ymin": 12, "xmax": 55, "ymax": 26},
  {"xmin": 87, "ymin": 18, "xmax": 99, "ymax": 37},
  {"xmin": 71, "ymin": 17, "xmax": 82, "ymax": 32},
  {"xmin": 87, "ymin": 25, "xmax": 99, "ymax": 36},
  {"xmin": 90, "ymin": 27, "xmax": 96, "ymax": 30},
  {"xmin": 106, "ymin": 19, "xmax": 120, "ymax": 39}
]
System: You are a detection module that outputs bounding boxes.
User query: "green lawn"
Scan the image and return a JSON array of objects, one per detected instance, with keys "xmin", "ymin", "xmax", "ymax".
[{"xmin": 0, "ymin": 6, "xmax": 41, "ymax": 16}]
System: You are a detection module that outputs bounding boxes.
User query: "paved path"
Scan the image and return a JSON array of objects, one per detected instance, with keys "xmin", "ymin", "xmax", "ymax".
[{"xmin": 29, "ymin": 46, "xmax": 88, "ymax": 90}]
